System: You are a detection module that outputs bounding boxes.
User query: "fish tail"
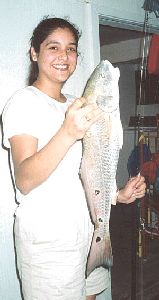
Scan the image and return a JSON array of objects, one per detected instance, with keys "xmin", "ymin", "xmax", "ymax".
[{"xmin": 86, "ymin": 231, "xmax": 113, "ymax": 277}]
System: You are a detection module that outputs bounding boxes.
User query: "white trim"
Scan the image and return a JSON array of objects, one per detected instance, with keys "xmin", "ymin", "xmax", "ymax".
[{"xmin": 99, "ymin": 14, "xmax": 159, "ymax": 33}]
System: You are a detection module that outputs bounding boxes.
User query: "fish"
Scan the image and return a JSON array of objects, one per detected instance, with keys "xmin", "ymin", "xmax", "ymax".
[{"xmin": 80, "ymin": 60, "xmax": 123, "ymax": 277}]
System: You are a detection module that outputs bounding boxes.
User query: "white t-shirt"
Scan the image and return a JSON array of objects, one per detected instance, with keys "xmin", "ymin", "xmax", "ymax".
[{"xmin": 2, "ymin": 86, "xmax": 90, "ymax": 231}]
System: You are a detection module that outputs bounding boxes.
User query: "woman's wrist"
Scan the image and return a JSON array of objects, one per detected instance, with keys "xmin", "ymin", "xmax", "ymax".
[
  {"xmin": 116, "ymin": 188, "xmax": 127, "ymax": 203},
  {"xmin": 113, "ymin": 188, "xmax": 128, "ymax": 204}
]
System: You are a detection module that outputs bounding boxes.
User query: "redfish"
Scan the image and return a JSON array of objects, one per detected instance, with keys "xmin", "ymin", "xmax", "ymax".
[{"xmin": 80, "ymin": 60, "xmax": 123, "ymax": 276}]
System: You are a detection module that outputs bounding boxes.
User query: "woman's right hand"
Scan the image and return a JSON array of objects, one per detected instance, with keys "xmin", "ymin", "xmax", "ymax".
[{"xmin": 63, "ymin": 97, "xmax": 102, "ymax": 142}]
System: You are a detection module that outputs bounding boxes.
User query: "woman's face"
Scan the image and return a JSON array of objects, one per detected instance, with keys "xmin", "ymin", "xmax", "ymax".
[{"xmin": 31, "ymin": 27, "xmax": 78, "ymax": 85}]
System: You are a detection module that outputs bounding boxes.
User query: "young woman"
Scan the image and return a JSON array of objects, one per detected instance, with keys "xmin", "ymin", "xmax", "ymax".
[
  {"xmin": 2, "ymin": 17, "xmax": 146, "ymax": 300},
  {"xmin": 2, "ymin": 17, "xmax": 106, "ymax": 300}
]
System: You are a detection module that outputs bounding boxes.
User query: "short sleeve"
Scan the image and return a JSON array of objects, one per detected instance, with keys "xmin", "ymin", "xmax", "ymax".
[{"xmin": 2, "ymin": 88, "xmax": 44, "ymax": 148}]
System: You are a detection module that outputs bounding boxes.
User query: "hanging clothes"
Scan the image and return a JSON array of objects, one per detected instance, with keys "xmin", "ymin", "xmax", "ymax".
[
  {"xmin": 127, "ymin": 142, "xmax": 151, "ymax": 177},
  {"xmin": 148, "ymin": 34, "xmax": 159, "ymax": 75}
]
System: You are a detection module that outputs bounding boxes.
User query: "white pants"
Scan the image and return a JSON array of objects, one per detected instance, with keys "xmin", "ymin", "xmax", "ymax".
[
  {"xmin": 96, "ymin": 284, "xmax": 112, "ymax": 300},
  {"xmin": 14, "ymin": 207, "xmax": 111, "ymax": 300}
]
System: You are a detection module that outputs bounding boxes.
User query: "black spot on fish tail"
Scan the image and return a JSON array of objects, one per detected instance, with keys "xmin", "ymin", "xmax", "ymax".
[
  {"xmin": 95, "ymin": 190, "xmax": 100, "ymax": 195},
  {"xmin": 86, "ymin": 231, "xmax": 113, "ymax": 277}
]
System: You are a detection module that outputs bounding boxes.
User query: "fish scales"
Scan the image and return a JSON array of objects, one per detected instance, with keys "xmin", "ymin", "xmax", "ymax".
[{"xmin": 80, "ymin": 60, "xmax": 123, "ymax": 277}]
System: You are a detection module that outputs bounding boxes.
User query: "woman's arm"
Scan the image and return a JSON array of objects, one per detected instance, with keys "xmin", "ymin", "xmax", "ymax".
[{"xmin": 10, "ymin": 98, "xmax": 102, "ymax": 195}]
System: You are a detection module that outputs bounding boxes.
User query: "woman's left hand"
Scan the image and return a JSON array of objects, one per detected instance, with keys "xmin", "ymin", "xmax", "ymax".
[{"xmin": 117, "ymin": 174, "xmax": 146, "ymax": 204}]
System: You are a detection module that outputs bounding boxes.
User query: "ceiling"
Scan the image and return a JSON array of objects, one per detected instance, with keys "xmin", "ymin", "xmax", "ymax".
[{"xmin": 99, "ymin": 24, "xmax": 149, "ymax": 46}]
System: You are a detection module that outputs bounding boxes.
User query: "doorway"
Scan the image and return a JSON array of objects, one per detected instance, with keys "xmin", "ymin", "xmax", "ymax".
[{"xmin": 99, "ymin": 23, "xmax": 159, "ymax": 300}]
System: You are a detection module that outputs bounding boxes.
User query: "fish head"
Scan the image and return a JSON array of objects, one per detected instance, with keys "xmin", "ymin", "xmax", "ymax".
[{"xmin": 83, "ymin": 60, "xmax": 120, "ymax": 113}]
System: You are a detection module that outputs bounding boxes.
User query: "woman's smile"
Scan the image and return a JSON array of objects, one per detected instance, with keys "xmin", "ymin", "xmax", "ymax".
[{"xmin": 52, "ymin": 64, "xmax": 69, "ymax": 71}]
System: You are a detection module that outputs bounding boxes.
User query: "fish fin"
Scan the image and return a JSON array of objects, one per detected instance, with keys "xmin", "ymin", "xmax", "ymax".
[{"xmin": 86, "ymin": 230, "xmax": 113, "ymax": 277}]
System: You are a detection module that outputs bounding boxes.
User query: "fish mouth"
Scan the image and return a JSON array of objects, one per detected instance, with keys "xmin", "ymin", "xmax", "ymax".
[{"xmin": 52, "ymin": 64, "xmax": 68, "ymax": 71}]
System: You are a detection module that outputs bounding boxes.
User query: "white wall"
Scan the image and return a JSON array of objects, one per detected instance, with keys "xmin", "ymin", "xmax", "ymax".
[
  {"xmin": 101, "ymin": 37, "xmax": 151, "ymax": 64},
  {"xmin": 116, "ymin": 64, "xmax": 137, "ymax": 187},
  {"xmin": 0, "ymin": 126, "xmax": 21, "ymax": 299}
]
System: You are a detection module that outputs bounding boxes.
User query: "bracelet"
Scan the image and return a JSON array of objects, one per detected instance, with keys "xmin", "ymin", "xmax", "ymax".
[{"xmin": 112, "ymin": 189, "xmax": 120, "ymax": 205}]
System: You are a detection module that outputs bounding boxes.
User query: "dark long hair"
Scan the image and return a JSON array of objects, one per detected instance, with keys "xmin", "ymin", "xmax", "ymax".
[{"xmin": 27, "ymin": 17, "xmax": 81, "ymax": 85}]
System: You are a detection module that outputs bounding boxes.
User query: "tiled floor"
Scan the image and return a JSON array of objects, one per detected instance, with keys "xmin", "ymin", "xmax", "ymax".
[{"xmin": 110, "ymin": 202, "xmax": 159, "ymax": 300}]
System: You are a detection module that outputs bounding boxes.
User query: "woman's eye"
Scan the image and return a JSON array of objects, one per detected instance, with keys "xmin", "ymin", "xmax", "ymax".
[
  {"xmin": 49, "ymin": 46, "xmax": 58, "ymax": 51},
  {"xmin": 67, "ymin": 48, "xmax": 77, "ymax": 53}
]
